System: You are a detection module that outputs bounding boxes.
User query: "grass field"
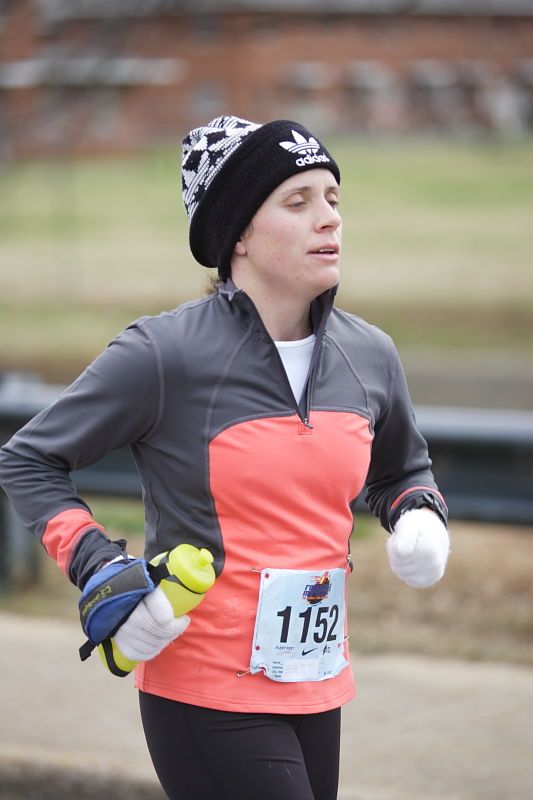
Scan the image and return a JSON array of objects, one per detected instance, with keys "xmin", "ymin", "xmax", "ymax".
[
  {"xmin": 1, "ymin": 497, "xmax": 531, "ymax": 668},
  {"xmin": 1, "ymin": 138, "xmax": 532, "ymax": 379}
]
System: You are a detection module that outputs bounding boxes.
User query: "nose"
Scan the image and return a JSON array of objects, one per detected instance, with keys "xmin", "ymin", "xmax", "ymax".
[{"xmin": 315, "ymin": 197, "xmax": 341, "ymax": 231}]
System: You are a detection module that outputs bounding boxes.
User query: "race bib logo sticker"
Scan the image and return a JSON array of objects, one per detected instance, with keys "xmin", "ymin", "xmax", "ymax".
[{"xmin": 302, "ymin": 571, "xmax": 331, "ymax": 605}]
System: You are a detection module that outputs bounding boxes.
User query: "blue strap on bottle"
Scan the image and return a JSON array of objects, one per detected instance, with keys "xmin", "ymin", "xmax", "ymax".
[{"xmin": 78, "ymin": 557, "xmax": 156, "ymax": 661}]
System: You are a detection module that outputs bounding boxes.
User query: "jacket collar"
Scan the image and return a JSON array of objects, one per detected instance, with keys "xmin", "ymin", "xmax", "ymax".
[{"xmin": 218, "ymin": 279, "xmax": 337, "ymax": 340}]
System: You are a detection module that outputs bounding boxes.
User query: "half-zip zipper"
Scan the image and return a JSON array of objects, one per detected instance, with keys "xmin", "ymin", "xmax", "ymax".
[
  {"xmin": 260, "ymin": 317, "xmax": 312, "ymax": 427},
  {"xmin": 240, "ymin": 295, "xmax": 317, "ymax": 427},
  {"xmin": 219, "ymin": 282, "xmax": 337, "ymax": 428}
]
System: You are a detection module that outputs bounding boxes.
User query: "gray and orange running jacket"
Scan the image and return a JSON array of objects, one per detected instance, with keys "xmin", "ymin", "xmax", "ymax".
[{"xmin": 0, "ymin": 281, "xmax": 446, "ymax": 713}]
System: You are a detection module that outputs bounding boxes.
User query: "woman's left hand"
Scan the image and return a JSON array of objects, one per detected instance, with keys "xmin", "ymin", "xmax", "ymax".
[{"xmin": 387, "ymin": 508, "xmax": 450, "ymax": 588}]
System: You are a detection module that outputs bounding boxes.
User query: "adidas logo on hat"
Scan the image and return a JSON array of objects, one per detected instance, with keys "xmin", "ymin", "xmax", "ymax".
[{"xmin": 279, "ymin": 130, "xmax": 331, "ymax": 168}]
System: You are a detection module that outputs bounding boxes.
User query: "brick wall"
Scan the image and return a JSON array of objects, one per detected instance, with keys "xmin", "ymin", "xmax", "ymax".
[{"xmin": 1, "ymin": 5, "xmax": 532, "ymax": 157}]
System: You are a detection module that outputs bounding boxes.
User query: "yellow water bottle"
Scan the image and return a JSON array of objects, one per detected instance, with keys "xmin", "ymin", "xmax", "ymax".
[{"xmin": 98, "ymin": 544, "xmax": 215, "ymax": 677}]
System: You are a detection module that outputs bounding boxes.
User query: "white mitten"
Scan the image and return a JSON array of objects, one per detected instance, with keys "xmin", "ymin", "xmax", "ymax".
[
  {"xmin": 387, "ymin": 508, "xmax": 450, "ymax": 588},
  {"xmin": 114, "ymin": 586, "xmax": 190, "ymax": 661}
]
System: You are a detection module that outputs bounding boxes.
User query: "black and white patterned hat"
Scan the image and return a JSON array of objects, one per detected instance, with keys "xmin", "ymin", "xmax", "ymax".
[{"xmin": 182, "ymin": 115, "xmax": 340, "ymax": 278}]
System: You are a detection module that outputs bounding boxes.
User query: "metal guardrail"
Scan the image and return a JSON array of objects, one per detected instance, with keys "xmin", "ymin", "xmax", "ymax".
[
  {"xmin": 0, "ymin": 372, "xmax": 532, "ymax": 587},
  {"xmin": 414, "ymin": 405, "xmax": 533, "ymax": 525}
]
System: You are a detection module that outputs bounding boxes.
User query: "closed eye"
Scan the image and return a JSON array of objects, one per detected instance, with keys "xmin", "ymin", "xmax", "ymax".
[{"xmin": 285, "ymin": 192, "xmax": 305, "ymax": 204}]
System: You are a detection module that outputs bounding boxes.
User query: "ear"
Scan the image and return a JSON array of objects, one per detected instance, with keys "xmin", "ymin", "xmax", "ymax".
[{"xmin": 234, "ymin": 238, "xmax": 247, "ymax": 256}]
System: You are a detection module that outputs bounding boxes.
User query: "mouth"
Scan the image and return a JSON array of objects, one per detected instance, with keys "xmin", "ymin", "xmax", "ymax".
[{"xmin": 308, "ymin": 244, "xmax": 340, "ymax": 259}]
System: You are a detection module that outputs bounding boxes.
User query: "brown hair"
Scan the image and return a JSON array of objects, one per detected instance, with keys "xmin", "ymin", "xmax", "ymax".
[{"xmin": 205, "ymin": 272, "xmax": 224, "ymax": 295}]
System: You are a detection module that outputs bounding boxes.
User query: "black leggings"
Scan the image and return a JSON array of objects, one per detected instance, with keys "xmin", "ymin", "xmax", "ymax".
[{"xmin": 139, "ymin": 691, "xmax": 341, "ymax": 800}]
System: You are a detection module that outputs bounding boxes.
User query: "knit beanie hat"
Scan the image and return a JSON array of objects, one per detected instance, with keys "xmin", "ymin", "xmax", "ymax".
[{"xmin": 182, "ymin": 115, "xmax": 340, "ymax": 279}]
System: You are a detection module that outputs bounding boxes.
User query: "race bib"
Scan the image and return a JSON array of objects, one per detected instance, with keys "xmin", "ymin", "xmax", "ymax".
[{"xmin": 250, "ymin": 567, "xmax": 348, "ymax": 683}]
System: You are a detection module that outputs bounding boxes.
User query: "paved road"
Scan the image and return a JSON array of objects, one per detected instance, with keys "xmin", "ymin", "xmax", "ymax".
[{"xmin": 1, "ymin": 613, "xmax": 532, "ymax": 800}]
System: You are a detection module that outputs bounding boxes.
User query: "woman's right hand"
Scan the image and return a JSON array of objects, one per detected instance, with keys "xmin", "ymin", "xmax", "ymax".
[{"xmin": 113, "ymin": 586, "xmax": 190, "ymax": 661}]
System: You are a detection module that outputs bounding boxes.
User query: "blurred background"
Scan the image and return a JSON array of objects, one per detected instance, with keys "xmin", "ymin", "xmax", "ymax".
[
  {"xmin": 1, "ymin": 0, "xmax": 532, "ymax": 401},
  {"xmin": 0, "ymin": 2, "xmax": 532, "ymax": 798}
]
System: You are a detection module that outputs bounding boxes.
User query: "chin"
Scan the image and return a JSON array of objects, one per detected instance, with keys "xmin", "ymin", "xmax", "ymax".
[{"xmin": 316, "ymin": 266, "xmax": 340, "ymax": 292}]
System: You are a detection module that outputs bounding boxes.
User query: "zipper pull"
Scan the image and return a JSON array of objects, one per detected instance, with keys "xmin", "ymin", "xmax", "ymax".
[{"xmin": 298, "ymin": 417, "xmax": 314, "ymax": 435}]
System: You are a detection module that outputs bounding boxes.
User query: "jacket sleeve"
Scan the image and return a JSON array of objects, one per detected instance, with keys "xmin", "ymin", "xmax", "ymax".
[
  {"xmin": 364, "ymin": 339, "xmax": 447, "ymax": 532},
  {"xmin": 0, "ymin": 322, "xmax": 161, "ymax": 588}
]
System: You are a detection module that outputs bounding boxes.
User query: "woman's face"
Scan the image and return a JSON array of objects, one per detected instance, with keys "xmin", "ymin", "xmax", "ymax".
[{"xmin": 235, "ymin": 169, "xmax": 341, "ymax": 303}]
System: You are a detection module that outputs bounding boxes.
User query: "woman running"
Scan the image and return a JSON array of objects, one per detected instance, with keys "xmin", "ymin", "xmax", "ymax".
[{"xmin": 0, "ymin": 115, "xmax": 450, "ymax": 800}]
